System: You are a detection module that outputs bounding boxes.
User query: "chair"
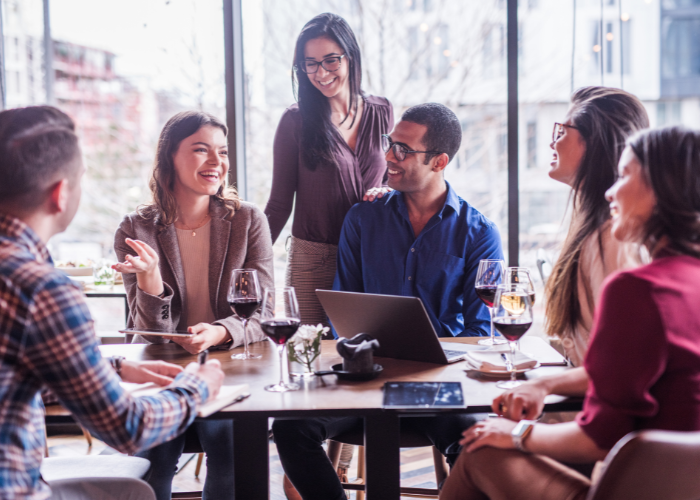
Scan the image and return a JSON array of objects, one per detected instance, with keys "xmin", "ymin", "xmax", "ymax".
[
  {"xmin": 48, "ymin": 476, "xmax": 156, "ymax": 500},
  {"xmin": 587, "ymin": 429, "xmax": 700, "ymax": 500},
  {"xmin": 41, "ymin": 455, "xmax": 152, "ymax": 483},
  {"xmin": 328, "ymin": 429, "xmax": 448, "ymax": 499}
]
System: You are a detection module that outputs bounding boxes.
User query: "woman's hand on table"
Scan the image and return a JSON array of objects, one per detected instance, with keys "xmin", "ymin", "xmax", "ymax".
[
  {"xmin": 492, "ymin": 379, "xmax": 548, "ymax": 421},
  {"xmin": 169, "ymin": 323, "xmax": 231, "ymax": 355},
  {"xmin": 363, "ymin": 186, "xmax": 392, "ymax": 202},
  {"xmin": 460, "ymin": 418, "xmax": 518, "ymax": 452},
  {"xmin": 185, "ymin": 359, "xmax": 224, "ymax": 401},
  {"xmin": 113, "ymin": 238, "xmax": 164, "ymax": 296},
  {"xmin": 120, "ymin": 360, "xmax": 183, "ymax": 386}
]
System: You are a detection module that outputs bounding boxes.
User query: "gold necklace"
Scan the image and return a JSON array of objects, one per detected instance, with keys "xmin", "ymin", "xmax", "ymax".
[{"xmin": 178, "ymin": 212, "xmax": 210, "ymax": 236}]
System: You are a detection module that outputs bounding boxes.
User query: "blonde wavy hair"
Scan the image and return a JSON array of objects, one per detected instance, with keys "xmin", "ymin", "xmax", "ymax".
[{"xmin": 138, "ymin": 110, "xmax": 240, "ymax": 225}]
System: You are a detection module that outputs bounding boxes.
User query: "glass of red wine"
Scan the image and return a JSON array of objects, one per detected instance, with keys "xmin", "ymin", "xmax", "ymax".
[
  {"xmin": 260, "ymin": 286, "xmax": 301, "ymax": 392},
  {"xmin": 475, "ymin": 259, "xmax": 507, "ymax": 346},
  {"xmin": 228, "ymin": 269, "xmax": 262, "ymax": 360},
  {"xmin": 493, "ymin": 283, "xmax": 533, "ymax": 389}
]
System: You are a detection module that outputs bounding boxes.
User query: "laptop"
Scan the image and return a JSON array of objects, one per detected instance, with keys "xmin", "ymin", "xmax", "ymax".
[{"xmin": 316, "ymin": 290, "xmax": 488, "ymax": 365}]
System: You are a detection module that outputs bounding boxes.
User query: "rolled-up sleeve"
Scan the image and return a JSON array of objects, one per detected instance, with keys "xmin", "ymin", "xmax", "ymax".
[{"xmin": 576, "ymin": 273, "xmax": 666, "ymax": 450}]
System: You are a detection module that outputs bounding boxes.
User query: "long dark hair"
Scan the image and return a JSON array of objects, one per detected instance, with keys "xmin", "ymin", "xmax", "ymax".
[
  {"xmin": 546, "ymin": 87, "xmax": 649, "ymax": 338},
  {"xmin": 628, "ymin": 126, "xmax": 700, "ymax": 259},
  {"xmin": 292, "ymin": 13, "xmax": 362, "ymax": 171},
  {"xmin": 138, "ymin": 111, "xmax": 240, "ymax": 225}
]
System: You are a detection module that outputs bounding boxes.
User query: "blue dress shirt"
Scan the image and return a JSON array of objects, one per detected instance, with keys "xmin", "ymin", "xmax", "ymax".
[{"xmin": 333, "ymin": 182, "xmax": 504, "ymax": 337}]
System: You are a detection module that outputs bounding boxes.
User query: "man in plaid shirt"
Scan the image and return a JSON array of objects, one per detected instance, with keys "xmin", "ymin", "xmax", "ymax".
[{"xmin": 0, "ymin": 106, "xmax": 225, "ymax": 499}]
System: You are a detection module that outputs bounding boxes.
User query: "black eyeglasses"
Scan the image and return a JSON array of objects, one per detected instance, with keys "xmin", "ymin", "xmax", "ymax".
[
  {"xmin": 552, "ymin": 122, "xmax": 580, "ymax": 142},
  {"xmin": 298, "ymin": 54, "xmax": 347, "ymax": 74},
  {"xmin": 381, "ymin": 134, "xmax": 441, "ymax": 162}
]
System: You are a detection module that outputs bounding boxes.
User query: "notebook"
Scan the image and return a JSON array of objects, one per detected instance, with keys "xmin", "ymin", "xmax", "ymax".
[{"xmin": 121, "ymin": 382, "xmax": 250, "ymax": 418}]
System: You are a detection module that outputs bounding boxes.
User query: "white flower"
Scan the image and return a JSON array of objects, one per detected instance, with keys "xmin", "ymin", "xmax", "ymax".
[{"xmin": 292, "ymin": 323, "xmax": 329, "ymax": 343}]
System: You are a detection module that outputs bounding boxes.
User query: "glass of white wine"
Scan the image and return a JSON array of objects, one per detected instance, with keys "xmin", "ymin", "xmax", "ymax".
[{"xmin": 505, "ymin": 267, "xmax": 536, "ymax": 306}]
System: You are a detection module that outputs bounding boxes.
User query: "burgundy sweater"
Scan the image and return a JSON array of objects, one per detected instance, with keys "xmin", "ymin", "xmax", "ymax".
[{"xmin": 577, "ymin": 253, "xmax": 700, "ymax": 449}]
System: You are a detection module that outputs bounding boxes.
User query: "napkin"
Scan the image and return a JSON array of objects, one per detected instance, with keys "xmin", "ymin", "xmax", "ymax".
[{"xmin": 465, "ymin": 350, "xmax": 538, "ymax": 372}]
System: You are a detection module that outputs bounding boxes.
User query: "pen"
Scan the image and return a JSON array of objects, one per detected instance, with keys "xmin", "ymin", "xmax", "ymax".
[{"xmin": 198, "ymin": 349, "xmax": 209, "ymax": 366}]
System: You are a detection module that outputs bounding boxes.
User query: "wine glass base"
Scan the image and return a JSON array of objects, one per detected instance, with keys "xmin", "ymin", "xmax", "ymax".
[
  {"xmin": 264, "ymin": 382, "xmax": 300, "ymax": 392},
  {"xmin": 231, "ymin": 352, "xmax": 262, "ymax": 360},
  {"xmin": 496, "ymin": 379, "xmax": 522, "ymax": 389},
  {"xmin": 478, "ymin": 337, "xmax": 508, "ymax": 346}
]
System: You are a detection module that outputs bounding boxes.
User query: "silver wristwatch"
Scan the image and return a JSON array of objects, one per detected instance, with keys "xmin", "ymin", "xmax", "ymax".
[{"xmin": 511, "ymin": 419, "xmax": 536, "ymax": 452}]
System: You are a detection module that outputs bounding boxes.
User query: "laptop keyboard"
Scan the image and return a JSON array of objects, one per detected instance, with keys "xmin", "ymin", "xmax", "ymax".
[{"xmin": 442, "ymin": 349, "xmax": 466, "ymax": 359}]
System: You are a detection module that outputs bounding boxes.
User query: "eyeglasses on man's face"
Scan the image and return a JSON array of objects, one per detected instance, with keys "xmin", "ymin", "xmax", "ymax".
[
  {"xmin": 381, "ymin": 134, "xmax": 442, "ymax": 162},
  {"xmin": 552, "ymin": 122, "xmax": 580, "ymax": 143},
  {"xmin": 298, "ymin": 54, "xmax": 347, "ymax": 74}
]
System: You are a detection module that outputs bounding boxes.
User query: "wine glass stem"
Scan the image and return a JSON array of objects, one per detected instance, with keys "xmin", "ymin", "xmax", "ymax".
[
  {"xmin": 489, "ymin": 307, "xmax": 495, "ymax": 342},
  {"xmin": 277, "ymin": 344, "xmax": 286, "ymax": 387},
  {"xmin": 509, "ymin": 341, "xmax": 517, "ymax": 384},
  {"xmin": 241, "ymin": 319, "xmax": 250, "ymax": 356}
]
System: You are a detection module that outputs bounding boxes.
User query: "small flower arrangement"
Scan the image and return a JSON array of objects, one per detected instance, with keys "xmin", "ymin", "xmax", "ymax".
[{"xmin": 287, "ymin": 323, "xmax": 328, "ymax": 376}]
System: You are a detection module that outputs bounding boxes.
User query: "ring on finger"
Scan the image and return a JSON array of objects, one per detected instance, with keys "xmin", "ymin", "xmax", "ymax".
[{"xmin": 499, "ymin": 402, "xmax": 508, "ymax": 414}]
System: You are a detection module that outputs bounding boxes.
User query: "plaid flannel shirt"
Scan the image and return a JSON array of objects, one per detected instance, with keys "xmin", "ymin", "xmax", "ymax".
[{"xmin": 0, "ymin": 213, "xmax": 209, "ymax": 500}]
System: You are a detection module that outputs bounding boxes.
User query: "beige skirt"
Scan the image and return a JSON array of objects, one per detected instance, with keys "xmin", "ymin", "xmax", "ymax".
[{"xmin": 285, "ymin": 236, "xmax": 338, "ymax": 330}]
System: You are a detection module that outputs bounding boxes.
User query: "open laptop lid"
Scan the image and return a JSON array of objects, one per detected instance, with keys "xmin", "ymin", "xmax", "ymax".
[{"xmin": 316, "ymin": 290, "xmax": 451, "ymax": 364}]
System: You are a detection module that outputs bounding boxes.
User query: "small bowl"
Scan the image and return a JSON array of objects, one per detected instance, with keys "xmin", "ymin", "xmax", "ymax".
[{"xmin": 56, "ymin": 266, "xmax": 94, "ymax": 277}]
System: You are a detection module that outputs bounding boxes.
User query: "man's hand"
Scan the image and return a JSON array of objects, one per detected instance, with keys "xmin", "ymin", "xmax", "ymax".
[
  {"xmin": 169, "ymin": 324, "xmax": 230, "ymax": 354},
  {"xmin": 460, "ymin": 418, "xmax": 518, "ymax": 453},
  {"xmin": 363, "ymin": 186, "xmax": 393, "ymax": 202},
  {"xmin": 492, "ymin": 379, "xmax": 548, "ymax": 421},
  {"xmin": 119, "ymin": 360, "xmax": 183, "ymax": 386},
  {"xmin": 185, "ymin": 359, "xmax": 224, "ymax": 401}
]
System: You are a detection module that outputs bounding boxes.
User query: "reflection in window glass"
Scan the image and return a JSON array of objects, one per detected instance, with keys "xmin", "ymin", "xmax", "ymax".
[{"xmin": 242, "ymin": 0, "xmax": 508, "ymax": 285}]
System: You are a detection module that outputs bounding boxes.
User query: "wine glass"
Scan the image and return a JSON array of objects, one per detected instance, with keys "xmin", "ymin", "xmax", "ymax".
[
  {"xmin": 505, "ymin": 267, "xmax": 536, "ymax": 306},
  {"xmin": 475, "ymin": 259, "xmax": 507, "ymax": 346},
  {"xmin": 493, "ymin": 283, "xmax": 533, "ymax": 389},
  {"xmin": 228, "ymin": 269, "xmax": 263, "ymax": 360},
  {"xmin": 260, "ymin": 287, "xmax": 301, "ymax": 392}
]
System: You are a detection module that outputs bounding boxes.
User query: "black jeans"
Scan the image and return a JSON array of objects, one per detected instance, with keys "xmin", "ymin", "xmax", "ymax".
[{"xmin": 272, "ymin": 414, "xmax": 484, "ymax": 500}]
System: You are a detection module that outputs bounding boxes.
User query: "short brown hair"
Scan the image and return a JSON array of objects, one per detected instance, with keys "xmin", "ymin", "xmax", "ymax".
[{"xmin": 0, "ymin": 106, "xmax": 80, "ymax": 209}]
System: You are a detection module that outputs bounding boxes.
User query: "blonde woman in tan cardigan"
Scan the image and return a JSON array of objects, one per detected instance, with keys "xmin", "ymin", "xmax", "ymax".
[{"xmin": 113, "ymin": 111, "xmax": 274, "ymax": 500}]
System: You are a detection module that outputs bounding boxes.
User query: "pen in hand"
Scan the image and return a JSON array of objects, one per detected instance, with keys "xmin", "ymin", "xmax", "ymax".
[{"xmin": 198, "ymin": 349, "xmax": 209, "ymax": 366}]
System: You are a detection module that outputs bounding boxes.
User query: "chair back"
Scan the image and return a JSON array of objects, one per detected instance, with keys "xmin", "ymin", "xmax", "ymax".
[{"xmin": 587, "ymin": 429, "xmax": 700, "ymax": 500}]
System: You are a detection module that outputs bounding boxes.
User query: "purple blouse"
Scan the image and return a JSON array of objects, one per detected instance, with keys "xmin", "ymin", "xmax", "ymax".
[{"xmin": 264, "ymin": 95, "xmax": 394, "ymax": 245}]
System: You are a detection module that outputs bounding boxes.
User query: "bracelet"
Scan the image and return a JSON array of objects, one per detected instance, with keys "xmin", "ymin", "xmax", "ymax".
[{"xmin": 111, "ymin": 356, "xmax": 126, "ymax": 376}]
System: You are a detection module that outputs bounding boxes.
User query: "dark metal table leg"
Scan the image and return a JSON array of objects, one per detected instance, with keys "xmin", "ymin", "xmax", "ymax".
[
  {"xmin": 233, "ymin": 416, "xmax": 269, "ymax": 500},
  {"xmin": 364, "ymin": 413, "xmax": 400, "ymax": 499}
]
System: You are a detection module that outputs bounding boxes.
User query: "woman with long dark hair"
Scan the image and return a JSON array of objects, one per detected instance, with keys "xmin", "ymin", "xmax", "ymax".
[
  {"xmin": 113, "ymin": 111, "xmax": 274, "ymax": 500},
  {"xmin": 264, "ymin": 12, "xmax": 393, "ymax": 329},
  {"xmin": 440, "ymin": 125, "xmax": 700, "ymax": 499},
  {"xmin": 491, "ymin": 88, "xmax": 649, "ymax": 426}
]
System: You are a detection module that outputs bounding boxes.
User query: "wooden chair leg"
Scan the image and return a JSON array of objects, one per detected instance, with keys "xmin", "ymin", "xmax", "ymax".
[
  {"xmin": 327, "ymin": 440, "xmax": 342, "ymax": 469},
  {"xmin": 356, "ymin": 445, "xmax": 366, "ymax": 500},
  {"xmin": 432, "ymin": 446, "xmax": 449, "ymax": 488},
  {"xmin": 81, "ymin": 427, "xmax": 93, "ymax": 448},
  {"xmin": 195, "ymin": 453, "xmax": 204, "ymax": 478}
]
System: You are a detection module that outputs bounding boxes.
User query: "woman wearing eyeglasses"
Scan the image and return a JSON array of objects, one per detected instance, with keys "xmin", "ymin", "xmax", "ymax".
[
  {"xmin": 493, "ymin": 88, "xmax": 648, "ymax": 426},
  {"xmin": 264, "ymin": 12, "xmax": 393, "ymax": 331}
]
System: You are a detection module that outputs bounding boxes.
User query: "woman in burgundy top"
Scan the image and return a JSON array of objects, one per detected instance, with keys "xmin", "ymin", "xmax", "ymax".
[
  {"xmin": 440, "ymin": 126, "xmax": 700, "ymax": 500},
  {"xmin": 264, "ymin": 13, "xmax": 393, "ymax": 330}
]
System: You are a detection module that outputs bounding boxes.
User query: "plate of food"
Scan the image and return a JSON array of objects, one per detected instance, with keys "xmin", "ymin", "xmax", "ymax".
[{"xmin": 55, "ymin": 260, "xmax": 94, "ymax": 277}]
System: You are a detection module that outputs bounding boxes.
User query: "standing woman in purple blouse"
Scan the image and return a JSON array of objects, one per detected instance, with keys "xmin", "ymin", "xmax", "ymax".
[{"xmin": 264, "ymin": 12, "xmax": 393, "ymax": 331}]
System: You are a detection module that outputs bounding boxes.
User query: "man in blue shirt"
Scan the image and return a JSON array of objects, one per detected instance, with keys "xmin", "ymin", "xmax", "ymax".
[
  {"xmin": 334, "ymin": 106, "xmax": 503, "ymax": 337},
  {"xmin": 274, "ymin": 103, "xmax": 501, "ymax": 500}
]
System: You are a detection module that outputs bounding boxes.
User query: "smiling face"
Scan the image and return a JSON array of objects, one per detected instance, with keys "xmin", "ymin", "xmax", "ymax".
[
  {"xmin": 303, "ymin": 36, "xmax": 349, "ymax": 99},
  {"xmin": 385, "ymin": 120, "xmax": 441, "ymax": 194},
  {"xmin": 172, "ymin": 125, "xmax": 229, "ymax": 200},
  {"xmin": 605, "ymin": 146, "xmax": 657, "ymax": 242},
  {"xmin": 549, "ymin": 111, "xmax": 586, "ymax": 187}
]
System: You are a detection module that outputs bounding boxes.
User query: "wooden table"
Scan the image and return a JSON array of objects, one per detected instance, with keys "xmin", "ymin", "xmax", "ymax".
[{"xmin": 99, "ymin": 337, "xmax": 579, "ymax": 500}]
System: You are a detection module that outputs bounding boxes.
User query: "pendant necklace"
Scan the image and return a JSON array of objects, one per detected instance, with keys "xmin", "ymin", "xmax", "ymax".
[{"xmin": 178, "ymin": 212, "xmax": 210, "ymax": 236}]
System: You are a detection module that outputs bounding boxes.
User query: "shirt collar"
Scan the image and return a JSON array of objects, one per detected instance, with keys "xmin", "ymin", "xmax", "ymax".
[
  {"xmin": 385, "ymin": 181, "xmax": 460, "ymax": 219},
  {"xmin": 0, "ymin": 212, "xmax": 52, "ymax": 264}
]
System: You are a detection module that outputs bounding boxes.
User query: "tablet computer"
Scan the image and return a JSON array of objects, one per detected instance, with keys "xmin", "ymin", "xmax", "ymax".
[
  {"xmin": 119, "ymin": 328, "xmax": 194, "ymax": 338},
  {"xmin": 382, "ymin": 382, "xmax": 465, "ymax": 409}
]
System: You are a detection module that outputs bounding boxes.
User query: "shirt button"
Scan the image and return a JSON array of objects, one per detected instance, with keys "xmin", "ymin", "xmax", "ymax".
[
  {"xmin": 408, "ymin": 276, "xmax": 412, "ymax": 281},
  {"xmin": 411, "ymin": 248, "xmax": 415, "ymax": 252}
]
